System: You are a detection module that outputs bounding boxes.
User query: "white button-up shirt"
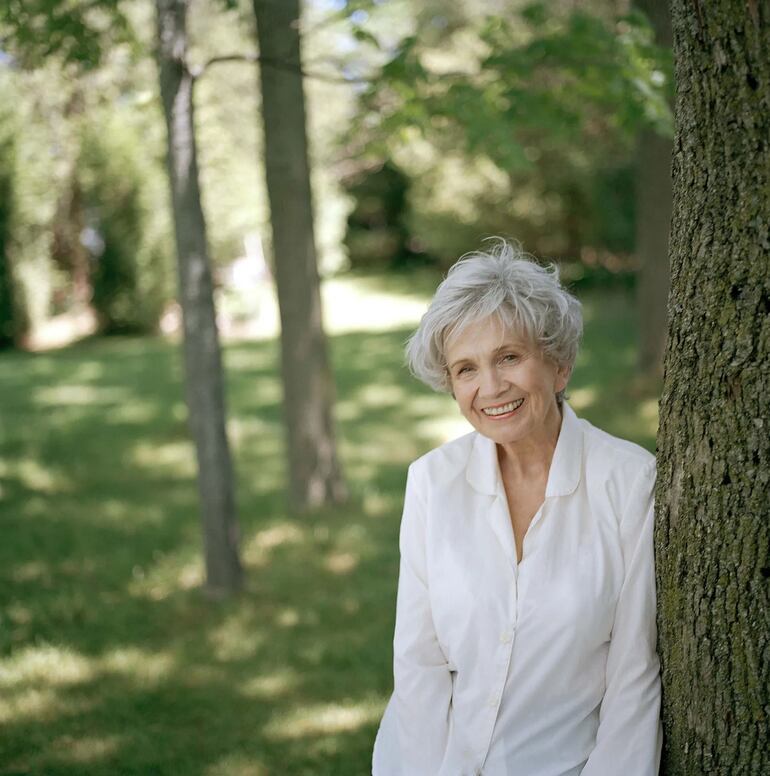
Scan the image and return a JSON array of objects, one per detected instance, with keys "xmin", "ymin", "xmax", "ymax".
[{"xmin": 372, "ymin": 403, "xmax": 661, "ymax": 775}]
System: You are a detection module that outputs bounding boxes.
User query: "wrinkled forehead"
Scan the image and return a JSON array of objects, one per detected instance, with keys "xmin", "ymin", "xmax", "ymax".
[{"xmin": 443, "ymin": 310, "xmax": 536, "ymax": 356}]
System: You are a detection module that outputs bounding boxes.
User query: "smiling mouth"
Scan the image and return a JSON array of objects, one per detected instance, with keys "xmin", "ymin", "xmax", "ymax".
[{"xmin": 481, "ymin": 398, "xmax": 525, "ymax": 417}]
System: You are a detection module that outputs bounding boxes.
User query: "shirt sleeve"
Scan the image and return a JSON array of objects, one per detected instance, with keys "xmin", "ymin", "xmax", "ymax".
[
  {"xmin": 390, "ymin": 462, "xmax": 453, "ymax": 773},
  {"xmin": 581, "ymin": 460, "xmax": 662, "ymax": 776}
]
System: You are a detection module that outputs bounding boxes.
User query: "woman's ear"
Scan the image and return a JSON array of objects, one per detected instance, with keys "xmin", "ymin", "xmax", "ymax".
[{"xmin": 556, "ymin": 364, "xmax": 571, "ymax": 393}]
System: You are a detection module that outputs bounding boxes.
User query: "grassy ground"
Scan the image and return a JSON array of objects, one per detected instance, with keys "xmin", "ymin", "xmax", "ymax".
[{"xmin": 0, "ymin": 275, "xmax": 658, "ymax": 775}]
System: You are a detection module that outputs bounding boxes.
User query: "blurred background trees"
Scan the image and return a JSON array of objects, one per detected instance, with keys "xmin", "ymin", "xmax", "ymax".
[
  {"xmin": 0, "ymin": 0, "xmax": 673, "ymax": 345},
  {"xmin": 0, "ymin": 0, "xmax": 673, "ymax": 550}
]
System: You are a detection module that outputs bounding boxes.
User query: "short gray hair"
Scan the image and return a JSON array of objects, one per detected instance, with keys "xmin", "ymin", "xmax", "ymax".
[{"xmin": 406, "ymin": 240, "xmax": 583, "ymax": 396}]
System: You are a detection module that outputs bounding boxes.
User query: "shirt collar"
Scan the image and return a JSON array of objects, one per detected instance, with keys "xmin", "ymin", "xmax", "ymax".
[{"xmin": 465, "ymin": 401, "xmax": 584, "ymax": 498}]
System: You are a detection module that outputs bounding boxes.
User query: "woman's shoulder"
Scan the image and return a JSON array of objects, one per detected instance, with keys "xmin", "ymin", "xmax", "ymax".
[{"xmin": 576, "ymin": 417, "xmax": 656, "ymax": 523}]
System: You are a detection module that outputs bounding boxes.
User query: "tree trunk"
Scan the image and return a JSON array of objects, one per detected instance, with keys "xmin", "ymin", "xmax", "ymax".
[
  {"xmin": 0, "ymin": 147, "xmax": 16, "ymax": 348},
  {"xmin": 156, "ymin": 0, "xmax": 242, "ymax": 596},
  {"xmin": 252, "ymin": 0, "xmax": 347, "ymax": 510},
  {"xmin": 655, "ymin": 2, "xmax": 769, "ymax": 774},
  {"xmin": 635, "ymin": 0, "xmax": 672, "ymax": 378},
  {"xmin": 51, "ymin": 174, "xmax": 91, "ymax": 307}
]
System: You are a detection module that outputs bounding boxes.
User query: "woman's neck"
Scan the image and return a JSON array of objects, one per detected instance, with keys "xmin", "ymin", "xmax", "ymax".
[{"xmin": 496, "ymin": 401, "xmax": 563, "ymax": 483}]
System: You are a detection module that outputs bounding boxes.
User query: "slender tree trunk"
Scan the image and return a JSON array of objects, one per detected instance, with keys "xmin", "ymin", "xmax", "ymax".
[
  {"xmin": 52, "ymin": 174, "xmax": 91, "ymax": 306},
  {"xmin": 655, "ymin": 2, "xmax": 769, "ymax": 774},
  {"xmin": 252, "ymin": 0, "xmax": 347, "ymax": 510},
  {"xmin": 156, "ymin": 0, "xmax": 242, "ymax": 596},
  {"xmin": 0, "ymin": 146, "xmax": 16, "ymax": 348},
  {"xmin": 635, "ymin": 0, "xmax": 672, "ymax": 378}
]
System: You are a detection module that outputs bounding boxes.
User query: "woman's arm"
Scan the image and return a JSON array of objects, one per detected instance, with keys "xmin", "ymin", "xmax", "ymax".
[
  {"xmin": 388, "ymin": 463, "xmax": 453, "ymax": 773},
  {"xmin": 581, "ymin": 460, "xmax": 662, "ymax": 775}
]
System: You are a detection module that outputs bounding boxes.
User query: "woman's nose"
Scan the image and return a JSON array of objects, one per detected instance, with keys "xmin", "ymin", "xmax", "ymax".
[{"xmin": 479, "ymin": 366, "xmax": 505, "ymax": 397}]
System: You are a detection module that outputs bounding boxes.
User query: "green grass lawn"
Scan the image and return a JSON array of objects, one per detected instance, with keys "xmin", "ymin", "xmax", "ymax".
[{"xmin": 0, "ymin": 276, "xmax": 658, "ymax": 775}]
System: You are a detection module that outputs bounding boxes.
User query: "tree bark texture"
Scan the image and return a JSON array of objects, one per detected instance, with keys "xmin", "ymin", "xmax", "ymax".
[
  {"xmin": 635, "ymin": 0, "xmax": 673, "ymax": 378},
  {"xmin": 656, "ymin": 2, "xmax": 769, "ymax": 774},
  {"xmin": 253, "ymin": 0, "xmax": 347, "ymax": 510},
  {"xmin": 156, "ymin": 0, "xmax": 242, "ymax": 596}
]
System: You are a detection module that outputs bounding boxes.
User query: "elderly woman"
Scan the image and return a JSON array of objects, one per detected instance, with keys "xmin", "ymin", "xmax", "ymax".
[{"xmin": 372, "ymin": 241, "xmax": 661, "ymax": 775}]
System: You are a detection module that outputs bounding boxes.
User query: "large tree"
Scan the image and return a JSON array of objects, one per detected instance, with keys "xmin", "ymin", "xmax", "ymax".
[
  {"xmin": 157, "ymin": 0, "xmax": 242, "ymax": 596},
  {"xmin": 252, "ymin": 0, "xmax": 347, "ymax": 510},
  {"xmin": 655, "ymin": 2, "xmax": 769, "ymax": 774}
]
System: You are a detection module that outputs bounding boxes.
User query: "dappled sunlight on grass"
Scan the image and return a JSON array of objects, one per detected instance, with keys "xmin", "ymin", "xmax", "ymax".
[
  {"xmin": 11, "ymin": 561, "xmax": 53, "ymax": 583},
  {"xmin": 242, "ymin": 522, "xmax": 306, "ymax": 570},
  {"xmin": 275, "ymin": 607, "xmax": 301, "ymax": 628},
  {"xmin": 565, "ymin": 385, "xmax": 598, "ymax": 411},
  {"xmin": 100, "ymin": 646, "xmax": 176, "ymax": 684},
  {"xmin": 2, "ymin": 457, "xmax": 73, "ymax": 495},
  {"xmin": 239, "ymin": 669, "xmax": 298, "ymax": 699},
  {"xmin": 412, "ymin": 413, "xmax": 472, "ymax": 445},
  {"xmin": 262, "ymin": 699, "xmax": 384, "ymax": 741},
  {"xmin": 208, "ymin": 614, "xmax": 265, "ymax": 662},
  {"xmin": 51, "ymin": 734, "xmax": 126, "ymax": 764},
  {"xmin": 34, "ymin": 383, "xmax": 133, "ymax": 407},
  {"xmin": 0, "ymin": 644, "xmax": 176, "ymax": 730},
  {"xmin": 0, "ymin": 644, "xmax": 95, "ymax": 689},
  {"xmin": 323, "ymin": 274, "xmax": 432, "ymax": 335},
  {"xmin": 129, "ymin": 552, "xmax": 206, "ymax": 600},
  {"xmin": 640, "ymin": 397, "xmax": 659, "ymax": 423},
  {"xmin": 360, "ymin": 485, "xmax": 401, "ymax": 518},
  {"xmin": 224, "ymin": 344, "xmax": 280, "ymax": 373},
  {"xmin": 131, "ymin": 438, "xmax": 197, "ymax": 478},
  {"xmin": 342, "ymin": 382, "xmax": 408, "ymax": 411},
  {"xmin": 204, "ymin": 753, "xmax": 269, "ymax": 776},
  {"xmin": 0, "ymin": 686, "xmax": 69, "ymax": 724},
  {"xmin": 324, "ymin": 550, "xmax": 360, "ymax": 575},
  {"xmin": 108, "ymin": 400, "xmax": 161, "ymax": 425}
]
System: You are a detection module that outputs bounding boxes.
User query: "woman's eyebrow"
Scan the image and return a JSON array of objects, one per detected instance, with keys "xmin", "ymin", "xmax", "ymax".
[{"xmin": 493, "ymin": 342, "xmax": 524, "ymax": 354}]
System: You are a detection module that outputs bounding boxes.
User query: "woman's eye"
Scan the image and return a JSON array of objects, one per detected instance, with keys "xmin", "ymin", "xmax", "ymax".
[
  {"xmin": 501, "ymin": 354, "xmax": 519, "ymax": 363},
  {"xmin": 457, "ymin": 365, "xmax": 473, "ymax": 375}
]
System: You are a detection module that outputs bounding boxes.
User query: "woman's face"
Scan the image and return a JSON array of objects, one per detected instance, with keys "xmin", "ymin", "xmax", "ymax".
[{"xmin": 445, "ymin": 316, "xmax": 569, "ymax": 448}]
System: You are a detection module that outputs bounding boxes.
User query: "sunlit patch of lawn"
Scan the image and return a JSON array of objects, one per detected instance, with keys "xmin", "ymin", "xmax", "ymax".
[{"xmin": 0, "ymin": 275, "xmax": 657, "ymax": 774}]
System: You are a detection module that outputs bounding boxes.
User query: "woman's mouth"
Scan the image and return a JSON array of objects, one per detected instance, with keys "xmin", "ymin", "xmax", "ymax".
[{"xmin": 481, "ymin": 398, "xmax": 525, "ymax": 418}]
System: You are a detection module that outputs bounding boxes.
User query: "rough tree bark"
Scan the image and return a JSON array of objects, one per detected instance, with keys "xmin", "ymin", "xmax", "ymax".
[
  {"xmin": 655, "ymin": 2, "xmax": 769, "ymax": 774},
  {"xmin": 635, "ymin": 0, "xmax": 673, "ymax": 379},
  {"xmin": 156, "ymin": 0, "xmax": 242, "ymax": 596},
  {"xmin": 252, "ymin": 0, "xmax": 347, "ymax": 510}
]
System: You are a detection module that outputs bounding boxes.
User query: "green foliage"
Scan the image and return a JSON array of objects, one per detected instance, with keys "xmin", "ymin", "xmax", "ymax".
[
  {"xmin": 79, "ymin": 117, "xmax": 172, "ymax": 334},
  {"xmin": 0, "ymin": 69, "xmax": 61, "ymax": 335},
  {"xmin": 344, "ymin": 161, "xmax": 432, "ymax": 269},
  {"xmin": 352, "ymin": 4, "xmax": 672, "ymax": 164},
  {"xmin": 341, "ymin": 1, "xmax": 673, "ymax": 267},
  {"xmin": 0, "ymin": 0, "xmax": 133, "ymax": 69}
]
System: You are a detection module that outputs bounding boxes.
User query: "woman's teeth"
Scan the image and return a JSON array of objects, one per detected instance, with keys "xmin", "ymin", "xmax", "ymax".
[{"xmin": 482, "ymin": 398, "xmax": 524, "ymax": 416}]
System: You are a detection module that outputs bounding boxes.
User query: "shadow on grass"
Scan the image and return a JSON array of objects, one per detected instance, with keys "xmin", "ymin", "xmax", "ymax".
[{"xmin": 0, "ymin": 284, "xmax": 657, "ymax": 774}]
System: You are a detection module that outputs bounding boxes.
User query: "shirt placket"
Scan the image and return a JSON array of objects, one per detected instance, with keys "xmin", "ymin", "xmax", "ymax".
[
  {"xmin": 475, "ymin": 500, "xmax": 549, "ymax": 774},
  {"xmin": 472, "ymin": 494, "xmax": 523, "ymax": 772}
]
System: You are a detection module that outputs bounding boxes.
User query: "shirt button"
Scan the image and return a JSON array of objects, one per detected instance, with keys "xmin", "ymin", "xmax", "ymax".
[
  {"xmin": 499, "ymin": 629, "xmax": 513, "ymax": 644},
  {"xmin": 488, "ymin": 694, "xmax": 498, "ymax": 708}
]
